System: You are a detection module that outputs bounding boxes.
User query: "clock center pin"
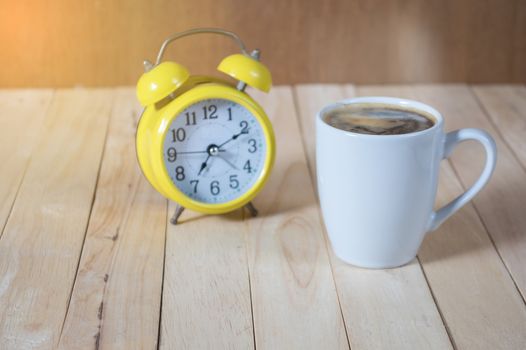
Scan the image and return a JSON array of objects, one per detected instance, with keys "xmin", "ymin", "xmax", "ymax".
[{"xmin": 207, "ymin": 144, "xmax": 220, "ymax": 156}]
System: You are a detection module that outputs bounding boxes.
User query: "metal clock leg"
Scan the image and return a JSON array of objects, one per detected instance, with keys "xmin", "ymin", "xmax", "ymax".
[
  {"xmin": 170, "ymin": 204, "xmax": 185, "ymax": 225},
  {"xmin": 245, "ymin": 201, "xmax": 258, "ymax": 217}
]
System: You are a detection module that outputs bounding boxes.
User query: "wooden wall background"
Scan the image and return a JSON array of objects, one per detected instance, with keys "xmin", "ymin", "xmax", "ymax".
[{"xmin": 1, "ymin": 0, "xmax": 525, "ymax": 87}]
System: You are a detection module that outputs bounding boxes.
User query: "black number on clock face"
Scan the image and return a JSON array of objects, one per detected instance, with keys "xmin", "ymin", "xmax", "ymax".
[
  {"xmin": 172, "ymin": 128, "xmax": 186, "ymax": 142},
  {"xmin": 185, "ymin": 112, "xmax": 196, "ymax": 126},
  {"xmin": 248, "ymin": 139, "xmax": 257, "ymax": 153},
  {"xmin": 229, "ymin": 174, "xmax": 239, "ymax": 189},
  {"xmin": 175, "ymin": 166, "xmax": 185, "ymax": 181},
  {"xmin": 210, "ymin": 180, "xmax": 220, "ymax": 195},
  {"xmin": 190, "ymin": 180, "xmax": 199, "ymax": 193},
  {"xmin": 240, "ymin": 120, "xmax": 249, "ymax": 132},
  {"xmin": 167, "ymin": 147, "xmax": 177, "ymax": 162},
  {"xmin": 203, "ymin": 104, "xmax": 218, "ymax": 119},
  {"xmin": 243, "ymin": 160, "xmax": 253, "ymax": 173},
  {"xmin": 162, "ymin": 98, "xmax": 267, "ymax": 204}
]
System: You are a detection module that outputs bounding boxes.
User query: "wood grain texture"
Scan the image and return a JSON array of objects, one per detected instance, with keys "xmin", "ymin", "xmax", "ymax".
[
  {"xmin": 0, "ymin": 0, "xmax": 524, "ymax": 87},
  {"xmin": 160, "ymin": 207, "xmax": 254, "ymax": 349},
  {"xmin": 0, "ymin": 89, "xmax": 112, "ymax": 349},
  {"xmin": 472, "ymin": 85, "xmax": 526, "ymax": 168},
  {"xmin": 0, "ymin": 90, "xmax": 53, "ymax": 237},
  {"xmin": 512, "ymin": 2, "xmax": 526, "ymax": 82},
  {"xmin": 294, "ymin": 84, "xmax": 452, "ymax": 350},
  {"xmin": 358, "ymin": 84, "xmax": 526, "ymax": 348},
  {"xmin": 58, "ymin": 89, "xmax": 166, "ymax": 349},
  {"xmin": 248, "ymin": 87, "xmax": 349, "ymax": 350}
]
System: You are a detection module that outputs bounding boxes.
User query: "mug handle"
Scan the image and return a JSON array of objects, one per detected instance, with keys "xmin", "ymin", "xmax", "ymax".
[{"xmin": 428, "ymin": 128, "xmax": 497, "ymax": 231}]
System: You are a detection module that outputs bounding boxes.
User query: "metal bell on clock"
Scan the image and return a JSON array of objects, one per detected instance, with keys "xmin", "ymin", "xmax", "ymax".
[
  {"xmin": 136, "ymin": 61, "xmax": 190, "ymax": 106},
  {"xmin": 217, "ymin": 52, "xmax": 272, "ymax": 92}
]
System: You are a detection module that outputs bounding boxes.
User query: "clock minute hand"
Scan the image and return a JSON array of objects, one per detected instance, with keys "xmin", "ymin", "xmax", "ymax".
[{"xmin": 218, "ymin": 126, "xmax": 249, "ymax": 149}]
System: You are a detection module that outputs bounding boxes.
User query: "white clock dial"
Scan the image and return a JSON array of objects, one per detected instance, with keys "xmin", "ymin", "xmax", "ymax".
[{"xmin": 162, "ymin": 98, "xmax": 267, "ymax": 204}]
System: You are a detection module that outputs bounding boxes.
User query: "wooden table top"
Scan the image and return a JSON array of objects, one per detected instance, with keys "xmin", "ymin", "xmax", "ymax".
[{"xmin": 0, "ymin": 84, "xmax": 525, "ymax": 349}]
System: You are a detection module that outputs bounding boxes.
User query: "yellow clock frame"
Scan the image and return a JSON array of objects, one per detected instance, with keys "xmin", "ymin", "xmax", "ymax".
[
  {"xmin": 136, "ymin": 28, "xmax": 275, "ymax": 220},
  {"xmin": 137, "ymin": 82, "xmax": 275, "ymax": 214}
]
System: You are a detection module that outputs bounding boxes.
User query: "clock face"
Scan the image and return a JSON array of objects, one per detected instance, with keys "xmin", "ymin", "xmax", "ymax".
[{"xmin": 162, "ymin": 98, "xmax": 267, "ymax": 204}]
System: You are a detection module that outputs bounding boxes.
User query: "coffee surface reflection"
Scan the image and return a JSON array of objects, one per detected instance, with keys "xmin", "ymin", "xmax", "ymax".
[{"xmin": 324, "ymin": 103, "xmax": 435, "ymax": 135}]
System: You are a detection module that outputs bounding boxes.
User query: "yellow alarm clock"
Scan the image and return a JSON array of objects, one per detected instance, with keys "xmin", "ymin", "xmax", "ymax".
[{"xmin": 136, "ymin": 28, "xmax": 275, "ymax": 224}]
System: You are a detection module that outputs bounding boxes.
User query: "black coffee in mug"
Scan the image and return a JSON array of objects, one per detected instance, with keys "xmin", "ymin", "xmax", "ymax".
[{"xmin": 324, "ymin": 103, "xmax": 435, "ymax": 135}]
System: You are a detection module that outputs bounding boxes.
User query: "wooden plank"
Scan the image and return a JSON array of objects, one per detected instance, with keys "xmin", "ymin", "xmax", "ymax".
[
  {"xmin": 0, "ymin": 89, "xmax": 113, "ymax": 349},
  {"xmin": 58, "ymin": 88, "xmax": 166, "ymax": 349},
  {"xmin": 1, "ymin": 1, "xmax": 525, "ymax": 87},
  {"xmin": 0, "ymin": 90, "xmax": 53, "ymax": 237},
  {"xmin": 512, "ymin": 2, "xmax": 526, "ymax": 82},
  {"xmin": 243, "ymin": 87, "xmax": 343, "ymax": 350},
  {"xmin": 160, "ymin": 206, "xmax": 254, "ymax": 349},
  {"xmin": 357, "ymin": 84, "xmax": 526, "ymax": 349},
  {"xmin": 294, "ymin": 84, "xmax": 452, "ymax": 350},
  {"xmin": 463, "ymin": 0, "xmax": 517, "ymax": 82},
  {"xmin": 407, "ymin": 84, "xmax": 526, "ymax": 301},
  {"xmin": 472, "ymin": 85, "xmax": 526, "ymax": 168},
  {"xmin": 292, "ymin": 85, "xmax": 345, "ymax": 195}
]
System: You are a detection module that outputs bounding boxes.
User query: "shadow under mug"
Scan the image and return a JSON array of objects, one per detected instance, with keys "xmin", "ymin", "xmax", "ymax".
[{"xmin": 316, "ymin": 97, "xmax": 497, "ymax": 269}]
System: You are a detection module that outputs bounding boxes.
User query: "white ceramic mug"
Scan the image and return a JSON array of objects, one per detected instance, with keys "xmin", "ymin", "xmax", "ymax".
[{"xmin": 316, "ymin": 97, "xmax": 497, "ymax": 268}]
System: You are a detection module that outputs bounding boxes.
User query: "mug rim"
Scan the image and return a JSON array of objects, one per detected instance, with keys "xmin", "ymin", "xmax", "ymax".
[{"xmin": 317, "ymin": 96, "xmax": 444, "ymax": 139}]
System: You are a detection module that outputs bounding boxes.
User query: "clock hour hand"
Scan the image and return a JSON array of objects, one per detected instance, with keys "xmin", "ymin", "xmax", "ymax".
[
  {"xmin": 197, "ymin": 154, "xmax": 211, "ymax": 176},
  {"xmin": 217, "ymin": 126, "xmax": 249, "ymax": 149}
]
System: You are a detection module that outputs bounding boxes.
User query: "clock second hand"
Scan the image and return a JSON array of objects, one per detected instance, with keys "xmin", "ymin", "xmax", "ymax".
[
  {"xmin": 217, "ymin": 154, "xmax": 238, "ymax": 170},
  {"xmin": 178, "ymin": 150, "xmax": 224, "ymax": 155}
]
